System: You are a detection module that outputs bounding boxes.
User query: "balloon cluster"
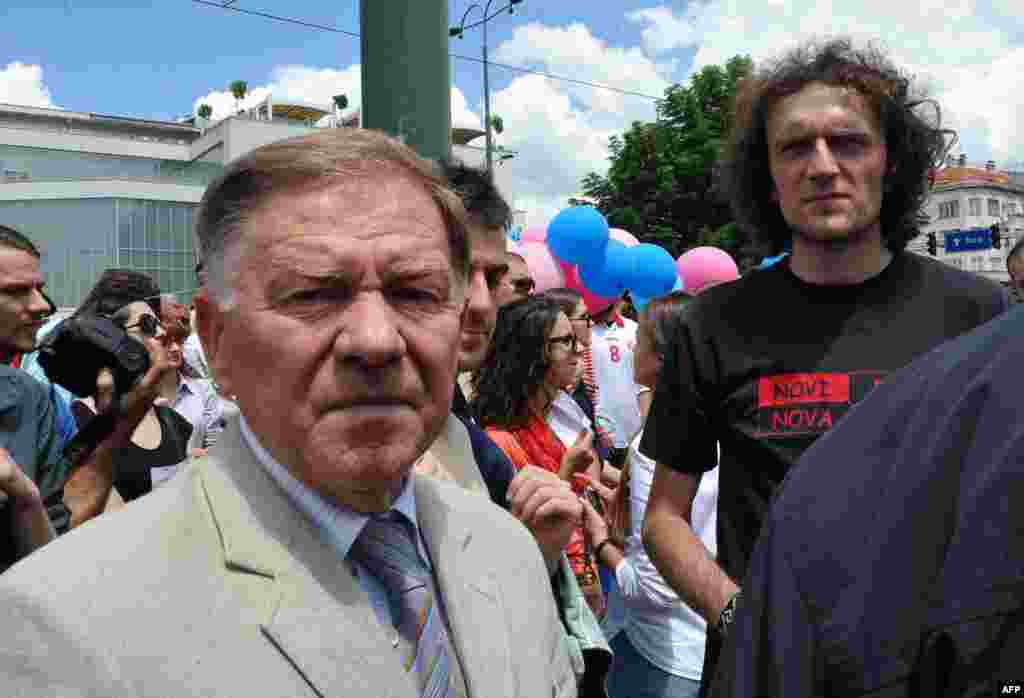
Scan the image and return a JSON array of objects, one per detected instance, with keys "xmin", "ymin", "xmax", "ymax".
[
  {"xmin": 511, "ymin": 206, "xmax": 740, "ymax": 314},
  {"xmin": 518, "ymin": 207, "xmax": 678, "ymax": 314}
]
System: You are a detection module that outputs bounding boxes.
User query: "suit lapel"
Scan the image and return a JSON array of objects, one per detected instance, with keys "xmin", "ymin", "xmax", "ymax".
[
  {"xmin": 199, "ymin": 420, "xmax": 418, "ymax": 698},
  {"xmin": 415, "ymin": 476, "xmax": 517, "ymax": 698}
]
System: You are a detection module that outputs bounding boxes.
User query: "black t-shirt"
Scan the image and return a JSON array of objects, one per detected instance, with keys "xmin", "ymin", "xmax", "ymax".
[
  {"xmin": 641, "ymin": 251, "xmax": 1008, "ymax": 584},
  {"xmin": 713, "ymin": 305, "xmax": 1024, "ymax": 697},
  {"xmin": 71, "ymin": 403, "xmax": 192, "ymax": 502}
]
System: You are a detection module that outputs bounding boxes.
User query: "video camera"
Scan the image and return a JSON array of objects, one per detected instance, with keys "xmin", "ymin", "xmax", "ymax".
[{"xmin": 37, "ymin": 315, "xmax": 150, "ymax": 398}]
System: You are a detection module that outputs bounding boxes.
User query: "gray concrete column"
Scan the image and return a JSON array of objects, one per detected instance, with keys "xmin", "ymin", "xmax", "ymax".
[{"xmin": 360, "ymin": 0, "xmax": 451, "ymax": 162}]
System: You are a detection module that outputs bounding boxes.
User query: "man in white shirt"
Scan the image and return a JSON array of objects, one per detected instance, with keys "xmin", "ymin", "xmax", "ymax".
[{"xmin": 590, "ymin": 299, "xmax": 643, "ymax": 464}]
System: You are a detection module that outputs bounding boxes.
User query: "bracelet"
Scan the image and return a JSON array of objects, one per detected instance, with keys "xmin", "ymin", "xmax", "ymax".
[{"xmin": 593, "ymin": 538, "xmax": 614, "ymax": 562}]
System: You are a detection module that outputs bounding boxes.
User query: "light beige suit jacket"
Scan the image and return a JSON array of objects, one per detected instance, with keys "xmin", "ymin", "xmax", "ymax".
[
  {"xmin": 0, "ymin": 422, "xmax": 576, "ymax": 698},
  {"xmin": 420, "ymin": 413, "xmax": 490, "ymax": 496}
]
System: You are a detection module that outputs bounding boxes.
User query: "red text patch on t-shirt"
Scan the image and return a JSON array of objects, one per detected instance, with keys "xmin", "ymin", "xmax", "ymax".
[{"xmin": 757, "ymin": 373, "xmax": 851, "ymax": 408}]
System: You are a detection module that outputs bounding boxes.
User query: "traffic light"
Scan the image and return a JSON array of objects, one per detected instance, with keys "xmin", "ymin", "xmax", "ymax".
[
  {"xmin": 991, "ymin": 223, "xmax": 1002, "ymax": 250},
  {"xmin": 927, "ymin": 232, "xmax": 937, "ymax": 256}
]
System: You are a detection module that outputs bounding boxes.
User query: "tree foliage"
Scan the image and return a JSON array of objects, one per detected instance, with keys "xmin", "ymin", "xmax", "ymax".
[{"xmin": 580, "ymin": 56, "xmax": 757, "ymax": 262}]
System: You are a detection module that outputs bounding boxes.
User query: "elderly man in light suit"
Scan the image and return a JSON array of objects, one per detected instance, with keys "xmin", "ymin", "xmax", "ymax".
[{"xmin": 0, "ymin": 129, "xmax": 576, "ymax": 698}]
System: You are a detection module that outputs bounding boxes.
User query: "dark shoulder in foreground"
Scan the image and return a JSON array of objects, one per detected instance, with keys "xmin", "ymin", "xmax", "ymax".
[{"xmin": 907, "ymin": 251, "xmax": 1007, "ymax": 307}]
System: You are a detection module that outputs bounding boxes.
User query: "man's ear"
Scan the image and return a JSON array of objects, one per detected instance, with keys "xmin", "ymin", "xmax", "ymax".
[{"xmin": 194, "ymin": 290, "xmax": 233, "ymax": 396}]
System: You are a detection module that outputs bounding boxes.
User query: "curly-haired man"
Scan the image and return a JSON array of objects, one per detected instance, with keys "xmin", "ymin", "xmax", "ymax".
[{"xmin": 638, "ymin": 38, "xmax": 1008, "ymax": 694}]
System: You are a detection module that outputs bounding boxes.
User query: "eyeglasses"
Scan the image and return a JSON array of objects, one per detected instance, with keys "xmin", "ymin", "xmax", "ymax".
[
  {"xmin": 569, "ymin": 313, "xmax": 593, "ymax": 328},
  {"xmin": 548, "ymin": 333, "xmax": 579, "ymax": 354},
  {"xmin": 123, "ymin": 314, "xmax": 163, "ymax": 338}
]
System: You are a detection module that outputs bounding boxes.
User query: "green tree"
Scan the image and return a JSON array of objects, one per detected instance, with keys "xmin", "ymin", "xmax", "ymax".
[
  {"xmin": 196, "ymin": 103, "xmax": 213, "ymax": 120},
  {"xmin": 229, "ymin": 80, "xmax": 248, "ymax": 113},
  {"xmin": 580, "ymin": 55, "xmax": 755, "ymax": 260}
]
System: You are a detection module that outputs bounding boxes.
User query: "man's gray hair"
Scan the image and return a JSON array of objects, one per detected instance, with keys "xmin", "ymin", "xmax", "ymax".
[{"xmin": 194, "ymin": 128, "xmax": 472, "ymax": 305}]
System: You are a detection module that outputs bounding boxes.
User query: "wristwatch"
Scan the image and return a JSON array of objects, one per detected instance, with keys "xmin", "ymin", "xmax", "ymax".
[{"xmin": 715, "ymin": 590, "xmax": 742, "ymax": 639}]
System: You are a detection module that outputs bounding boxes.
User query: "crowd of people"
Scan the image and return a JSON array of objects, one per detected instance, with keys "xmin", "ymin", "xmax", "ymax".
[{"xmin": 1, "ymin": 37, "xmax": 1021, "ymax": 697}]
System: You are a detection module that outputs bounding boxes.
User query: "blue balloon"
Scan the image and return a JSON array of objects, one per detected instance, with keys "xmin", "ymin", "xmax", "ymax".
[
  {"xmin": 672, "ymin": 276, "xmax": 685, "ymax": 293},
  {"xmin": 546, "ymin": 206, "xmax": 610, "ymax": 267},
  {"xmin": 579, "ymin": 239, "xmax": 631, "ymax": 298},
  {"xmin": 632, "ymin": 275, "xmax": 685, "ymax": 313},
  {"xmin": 626, "ymin": 243, "xmax": 678, "ymax": 298}
]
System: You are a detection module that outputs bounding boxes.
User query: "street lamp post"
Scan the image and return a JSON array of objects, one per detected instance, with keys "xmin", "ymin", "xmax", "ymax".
[{"xmin": 450, "ymin": 0, "xmax": 522, "ymax": 175}]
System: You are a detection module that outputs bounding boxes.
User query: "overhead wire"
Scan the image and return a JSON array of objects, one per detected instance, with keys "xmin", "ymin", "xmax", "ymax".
[{"xmin": 189, "ymin": 0, "xmax": 662, "ymax": 101}]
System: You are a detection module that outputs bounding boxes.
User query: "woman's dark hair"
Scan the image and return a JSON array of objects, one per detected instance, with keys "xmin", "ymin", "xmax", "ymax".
[
  {"xmin": 75, "ymin": 269, "xmax": 161, "ymax": 320},
  {"xmin": 540, "ymin": 287, "xmax": 583, "ymax": 318},
  {"xmin": 719, "ymin": 38, "xmax": 955, "ymax": 254},
  {"xmin": 640, "ymin": 291, "xmax": 692, "ymax": 358},
  {"xmin": 472, "ymin": 295, "xmax": 563, "ymax": 430}
]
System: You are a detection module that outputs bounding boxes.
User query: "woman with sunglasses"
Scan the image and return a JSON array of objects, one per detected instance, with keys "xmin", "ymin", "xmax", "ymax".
[
  {"xmin": 471, "ymin": 295, "xmax": 606, "ymax": 615},
  {"xmin": 70, "ymin": 271, "xmax": 193, "ymax": 507}
]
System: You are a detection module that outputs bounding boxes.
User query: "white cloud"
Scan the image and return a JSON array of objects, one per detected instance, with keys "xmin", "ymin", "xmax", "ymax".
[
  {"xmin": 0, "ymin": 62, "xmax": 56, "ymax": 109},
  {"xmin": 450, "ymin": 87, "xmax": 482, "ymax": 130},
  {"xmin": 627, "ymin": 7, "xmax": 701, "ymax": 55},
  {"xmin": 490, "ymin": 74, "xmax": 618, "ymax": 223},
  {"xmin": 493, "ymin": 22, "xmax": 670, "ymax": 118},
  {"xmin": 486, "ymin": 22, "xmax": 668, "ymax": 224},
  {"xmin": 630, "ymin": 2, "xmax": 1024, "ymax": 167}
]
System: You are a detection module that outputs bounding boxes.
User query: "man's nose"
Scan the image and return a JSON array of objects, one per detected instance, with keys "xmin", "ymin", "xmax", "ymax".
[
  {"xmin": 465, "ymin": 270, "xmax": 494, "ymax": 320},
  {"xmin": 27, "ymin": 288, "xmax": 50, "ymax": 316},
  {"xmin": 334, "ymin": 292, "xmax": 405, "ymax": 368},
  {"xmin": 807, "ymin": 138, "xmax": 840, "ymax": 178}
]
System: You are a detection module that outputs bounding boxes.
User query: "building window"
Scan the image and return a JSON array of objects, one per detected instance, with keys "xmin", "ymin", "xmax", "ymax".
[
  {"xmin": 1005, "ymin": 202, "xmax": 1018, "ymax": 216},
  {"xmin": 939, "ymin": 201, "xmax": 961, "ymax": 219},
  {"xmin": 989, "ymin": 198, "xmax": 1001, "ymax": 216},
  {"xmin": 116, "ymin": 200, "xmax": 198, "ymax": 305},
  {"xmin": 968, "ymin": 198, "xmax": 981, "ymax": 216}
]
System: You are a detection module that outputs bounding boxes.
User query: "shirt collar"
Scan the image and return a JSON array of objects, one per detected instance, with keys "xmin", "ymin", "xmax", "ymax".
[{"xmin": 239, "ymin": 414, "xmax": 420, "ymax": 561}]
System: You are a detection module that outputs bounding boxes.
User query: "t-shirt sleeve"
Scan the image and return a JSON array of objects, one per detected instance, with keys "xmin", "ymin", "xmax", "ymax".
[
  {"xmin": 710, "ymin": 515, "xmax": 820, "ymax": 698},
  {"xmin": 33, "ymin": 381, "xmax": 69, "ymax": 501},
  {"xmin": 639, "ymin": 322, "xmax": 717, "ymax": 474}
]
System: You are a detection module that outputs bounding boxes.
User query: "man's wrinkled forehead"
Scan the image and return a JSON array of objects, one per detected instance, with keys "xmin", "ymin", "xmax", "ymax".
[{"xmin": 769, "ymin": 83, "xmax": 883, "ymax": 138}]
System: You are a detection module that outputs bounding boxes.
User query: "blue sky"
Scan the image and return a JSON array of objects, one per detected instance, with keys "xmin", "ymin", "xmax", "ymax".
[
  {"xmin": 1, "ymin": 1, "xmax": 684, "ymax": 120},
  {"xmin": 2, "ymin": 0, "xmax": 1022, "ymax": 222}
]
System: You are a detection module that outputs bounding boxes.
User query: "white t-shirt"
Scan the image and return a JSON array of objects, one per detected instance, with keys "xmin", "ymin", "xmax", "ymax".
[
  {"xmin": 590, "ymin": 317, "xmax": 643, "ymax": 449},
  {"xmin": 617, "ymin": 430, "xmax": 719, "ymax": 680}
]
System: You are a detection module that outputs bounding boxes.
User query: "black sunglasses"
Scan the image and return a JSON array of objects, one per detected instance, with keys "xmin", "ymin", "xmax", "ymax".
[
  {"xmin": 123, "ymin": 314, "xmax": 163, "ymax": 338},
  {"xmin": 548, "ymin": 333, "xmax": 579, "ymax": 353}
]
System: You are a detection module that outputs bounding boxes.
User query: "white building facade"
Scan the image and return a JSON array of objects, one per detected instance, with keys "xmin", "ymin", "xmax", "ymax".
[
  {"xmin": 912, "ymin": 162, "xmax": 1024, "ymax": 285},
  {"xmin": 0, "ymin": 100, "xmax": 520, "ymax": 308}
]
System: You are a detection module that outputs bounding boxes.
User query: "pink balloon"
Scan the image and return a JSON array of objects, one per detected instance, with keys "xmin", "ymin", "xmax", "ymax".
[
  {"xmin": 519, "ymin": 241, "xmax": 565, "ymax": 293},
  {"xmin": 676, "ymin": 246, "xmax": 740, "ymax": 295},
  {"xmin": 521, "ymin": 226, "xmax": 548, "ymax": 243},
  {"xmin": 609, "ymin": 228, "xmax": 640, "ymax": 247},
  {"xmin": 563, "ymin": 264, "xmax": 616, "ymax": 315}
]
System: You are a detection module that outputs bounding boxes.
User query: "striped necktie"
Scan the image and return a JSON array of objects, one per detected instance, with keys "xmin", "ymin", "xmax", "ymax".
[{"xmin": 351, "ymin": 514, "xmax": 467, "ymax": 698}]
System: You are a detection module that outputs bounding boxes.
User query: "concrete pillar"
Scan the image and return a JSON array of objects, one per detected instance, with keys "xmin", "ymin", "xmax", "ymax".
[{"xmin": 360, "ymin": 0, "xmax": 451, "ymax": 162}]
